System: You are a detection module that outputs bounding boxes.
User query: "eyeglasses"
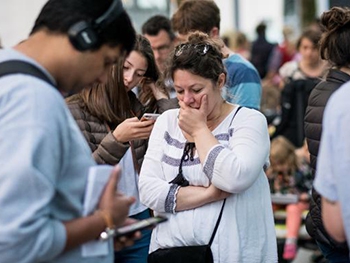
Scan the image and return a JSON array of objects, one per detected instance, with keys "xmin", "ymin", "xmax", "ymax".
[{"xmin": 174, "ymin": 43, "xmax": 212, "ymax": 57}]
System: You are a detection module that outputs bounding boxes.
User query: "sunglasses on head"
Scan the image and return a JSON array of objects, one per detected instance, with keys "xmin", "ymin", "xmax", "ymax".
[{"xmin": 174, "ymin": 43, "xmax": 212, "ymax": 57}]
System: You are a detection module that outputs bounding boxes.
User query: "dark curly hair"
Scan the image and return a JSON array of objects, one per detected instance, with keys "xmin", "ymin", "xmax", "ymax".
[
  {"xmin": 166, "ymin": 31, "xmax": 226, "ymax": 85},
  {"xmin": 319, "ymin": 6, "xmax": 350, "ymax": 67}
]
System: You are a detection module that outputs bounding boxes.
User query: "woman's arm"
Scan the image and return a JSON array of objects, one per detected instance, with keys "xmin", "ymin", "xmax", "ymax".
[
  {"xmin": 139, "ymin": 109, "xmax": 230, "ymax": 213},
  {"xmin": 94, "ymin": 117, "xmax": 154, "ymax": 164},
  {"xmin": 179, "ymin": 97, "xmax": 269, "ymax": 194},
  {"xmin": 175, "ymin": 184, "xmax": 230, "ymax": 211}
]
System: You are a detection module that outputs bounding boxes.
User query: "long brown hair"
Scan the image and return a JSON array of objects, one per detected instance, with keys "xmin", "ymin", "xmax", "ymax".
[
  {"xmin": 66, "ymin": 57, "xmax": 131, "ymax": 125},
  {"xmin": 134, "ymin": 35, "xmax": 166, "ymax": 112},
  {"xmin": 66, "ymin": 35, "xmax": 164, "ymax": 126}
]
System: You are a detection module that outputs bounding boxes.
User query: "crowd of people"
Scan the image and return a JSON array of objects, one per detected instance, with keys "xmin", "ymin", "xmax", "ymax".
[{"xmin": 1, "ymin": 0, "xmax": 350, "ymax": 263}]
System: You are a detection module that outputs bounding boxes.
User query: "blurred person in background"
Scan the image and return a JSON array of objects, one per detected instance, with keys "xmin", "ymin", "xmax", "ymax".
[
  {"xmin": 305, "ymin": 6, "xmax": 350, "ymax": 263},
  {"xmin": 232, "ymin": 31, "xmax": 251, "ymax": 61},
  {"xmin": 142, "ymin": 15, "xmax": 177, "ymax": 74},
  {"xmin": 271, "ymin": 28, "xmax": 327, "ymax": 148},
  {"xmin": 265, "ymin": 25, "xmax": 297, "ymax": 87},
  {"xmin": 250, "ymin": 22, "xmax": 276, "ymax": 80},
  {"xmin": 142, "ymin": 15, "xmax": 179, "ymax": 108},
  {"xmin": 267, "ymin": 136, "xmax": 313, "ymax": 260}
]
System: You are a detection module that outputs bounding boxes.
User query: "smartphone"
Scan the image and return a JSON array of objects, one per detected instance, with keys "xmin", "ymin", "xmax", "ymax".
[
  {"xmin": 114, "ymin": 216, "xmax": 167, "ymax": 238},
  {"xmin": 141, "ymin": 113, "xmax": 160, "ymax": 121}
]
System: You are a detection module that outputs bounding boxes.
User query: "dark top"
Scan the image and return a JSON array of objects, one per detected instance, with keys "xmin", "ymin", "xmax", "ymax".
[{"xmin": 304, "ymin": 68, "xmax": 350, "ymax": 251}]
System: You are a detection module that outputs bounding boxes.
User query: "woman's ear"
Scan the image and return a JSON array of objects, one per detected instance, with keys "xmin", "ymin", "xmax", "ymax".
[{"xmin": 217, "ymin": 73, "xmax": 226, "ymax": 90}]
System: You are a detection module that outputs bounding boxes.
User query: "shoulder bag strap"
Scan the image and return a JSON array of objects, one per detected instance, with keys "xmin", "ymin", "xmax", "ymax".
[
  {"xmin": 229, "ymin": 106, "xmax": 243, "ymax": 126},
  {"xmin": 208, "ymin": 199, "xmax": 226, "ymax": 246},
  {"xmin": 0, "ymin": 60, "xmax": 56, "ymax": 87},
  {"xmin": 208, "ymin": 105, "xmax": 243, "ymax": 246}
]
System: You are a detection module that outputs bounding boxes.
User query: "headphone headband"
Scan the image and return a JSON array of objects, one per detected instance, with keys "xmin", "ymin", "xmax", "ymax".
[
  {"xmin": 68, "ymin": 0, "xmax": 125, "ymax": 51},
  {"xmin": 95, "ymin": 0, "xmax": 124, "ymax": 31}
]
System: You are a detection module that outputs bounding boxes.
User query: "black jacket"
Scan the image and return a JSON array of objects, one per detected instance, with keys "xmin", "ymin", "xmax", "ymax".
[
  {"xmin": 272, "ymin": 77, "xmax": 320, "ymax": 147},
  {"xmin": 304, "ymin": 69, "xmax": 350, "ymax": 251}
]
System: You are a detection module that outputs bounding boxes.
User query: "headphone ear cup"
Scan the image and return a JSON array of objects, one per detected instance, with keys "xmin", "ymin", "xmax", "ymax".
[{"xmin": 68, "ymin": 21, "xmax": 99, "ymax": 51}]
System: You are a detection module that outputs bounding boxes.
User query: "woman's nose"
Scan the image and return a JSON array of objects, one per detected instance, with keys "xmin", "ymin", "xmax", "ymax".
[
  {"xmin": 124, "ymin": 71, "xmax": 133, "ymax": 84},
  {"xmin": 183, "ymin": 92, "xmax": 194, "ymax": 105}
]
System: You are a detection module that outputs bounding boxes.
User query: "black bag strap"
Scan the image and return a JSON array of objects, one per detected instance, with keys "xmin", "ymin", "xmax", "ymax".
[
  {"xmin": 229, "ymin": 105, "xmax": 243, "ymax": 126},
  {"xmin": 208, "ymin": 198, "xmax": 226, "ymax": 246},
  {"xmin": 0, "ymin": 60, "xmax": 56, "ymax": 87},
  {"xmin": 208, "ymin": 106, "xmax": 243, "ymax": 246}
]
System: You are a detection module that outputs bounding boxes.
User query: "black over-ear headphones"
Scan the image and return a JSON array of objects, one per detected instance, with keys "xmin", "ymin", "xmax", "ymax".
[{"xmin": 68, "ymin": 0, "xmax": 124, "ymax": 51}]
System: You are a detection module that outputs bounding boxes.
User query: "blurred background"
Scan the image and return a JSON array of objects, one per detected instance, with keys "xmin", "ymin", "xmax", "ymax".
[{"xmin": 1, "ymin": 0, "xmax": 350, "ymax": 48}]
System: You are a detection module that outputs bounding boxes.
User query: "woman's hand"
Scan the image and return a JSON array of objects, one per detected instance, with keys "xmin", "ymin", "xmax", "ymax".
[
  {"xmin": 112, "ymin": 117, "xmax": 155, "ymax": 143},
  {"xmin": 142, "ymin": 78, "xmax": 168, "ymax": 100},
  {"xmin": 178, "ymin": 95, "xmax": 208, "ymax": 139}
]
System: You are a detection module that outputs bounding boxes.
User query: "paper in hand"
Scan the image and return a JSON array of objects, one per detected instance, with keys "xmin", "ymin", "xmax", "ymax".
[{"xmin": 82, "ymin": 165, "xmax": 114, "ymax": 257}]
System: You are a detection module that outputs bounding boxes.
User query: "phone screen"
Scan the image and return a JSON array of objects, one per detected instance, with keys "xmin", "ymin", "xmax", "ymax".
[{"xmin": 114, "ymin": 216, "xmax": 167, "ymax": 238}]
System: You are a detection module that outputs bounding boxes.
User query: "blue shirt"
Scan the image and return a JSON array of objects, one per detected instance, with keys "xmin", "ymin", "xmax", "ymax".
[
  {"xmin": 222, "ymin": 53, "xmax": 262, "ymax": 110},
  {"xmin": 0, "ymin": 49, "xmax": 113, "ymax": 263},
  {"xmin": 314, "ymin": 81, "xmax": 350, "ymax": 255}
]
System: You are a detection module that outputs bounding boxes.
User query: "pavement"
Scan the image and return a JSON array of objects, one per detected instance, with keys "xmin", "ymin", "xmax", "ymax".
[{"xmin": 292, "ymin": 248, "xmax": 315, "ymax": 263}]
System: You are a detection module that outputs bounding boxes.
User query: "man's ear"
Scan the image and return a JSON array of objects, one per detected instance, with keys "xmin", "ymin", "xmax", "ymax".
[{"xmin": 209, "ymin": 27, "xmax": 220, "ymax": 39}]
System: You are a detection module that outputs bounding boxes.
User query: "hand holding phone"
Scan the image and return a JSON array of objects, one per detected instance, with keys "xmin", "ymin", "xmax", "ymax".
[
  {"xmin": 100, "ymin": 216, "xmax": 167, "ymax": 241},
  {"xmin": 114, "ymin": 216, "xmax": 167, "ymax": 238}
]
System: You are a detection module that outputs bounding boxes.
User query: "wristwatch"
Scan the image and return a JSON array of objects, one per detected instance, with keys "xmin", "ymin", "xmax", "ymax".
[
  {"xmin": 95, "ymin": 210, "xmax": 116, "ymax": 241},
  {"xmin": 100, "ymin": 227, "xmax": 116, "ymax": 241}
]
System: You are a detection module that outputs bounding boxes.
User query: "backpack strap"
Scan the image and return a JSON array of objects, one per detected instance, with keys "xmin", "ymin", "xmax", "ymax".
[{"xmin": 0, "ymin": 60, "xmax": 56, "ymax": 87}]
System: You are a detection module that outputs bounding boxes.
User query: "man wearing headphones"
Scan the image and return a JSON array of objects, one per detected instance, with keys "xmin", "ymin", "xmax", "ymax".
[{"xmin": 0, "ymin": 0, "xmax": 136, "ymax": 262}]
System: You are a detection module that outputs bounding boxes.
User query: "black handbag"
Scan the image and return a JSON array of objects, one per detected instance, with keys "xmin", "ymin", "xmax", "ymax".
[{"xmin": 147, "ymin": 199, "xmax": 226, "ymax": 263}]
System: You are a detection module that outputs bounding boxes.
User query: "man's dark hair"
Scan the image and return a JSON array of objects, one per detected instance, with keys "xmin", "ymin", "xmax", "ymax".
[
  {"xmin": 142, "ymin": 15, "xmax": 175, "ymax": 41},
  {"xmin": 31, "ymin": 0, "xmax": 136, "ymax": 54},
  {"xmin": 171, "ymin": 0, "xmax": 220, "ymax": 35},
  {"xmin": 256, "ymin": 22, "xmax": 267, "ymax": 36}
]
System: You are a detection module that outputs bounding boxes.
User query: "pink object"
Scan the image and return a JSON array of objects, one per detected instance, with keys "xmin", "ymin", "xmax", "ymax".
[{"xmin": 283, "ymin": 243, "xmax": 297, "ymax": 260}]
